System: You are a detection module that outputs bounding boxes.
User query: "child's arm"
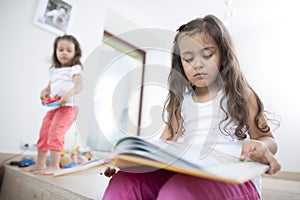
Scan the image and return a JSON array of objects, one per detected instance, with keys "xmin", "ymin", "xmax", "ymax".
[
  {"xmin": 160, "ymin": 108, "xmax": 183, "ymax": 141},
  {"xmin": 241, "ymin": 137, "xmax": 280, "ymax": 174},
  {"xmin": 240, "ymin": 89, "xmax": 281, "ymax": 174},
  {"xmin": 40, "ymin": 83, "xmax": 50, "ymax": 100},
  {"xmin": 59, "ymin": 74, "xmax": 83, "ymax": 106}
]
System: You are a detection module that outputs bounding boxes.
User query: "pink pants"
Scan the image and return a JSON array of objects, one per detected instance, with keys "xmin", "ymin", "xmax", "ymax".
[
  {"xmin": 103, "ymin": 169, "xmax": 260, "ymax": 200},
  {"xmin": 37, "ymin": 106, "xmax": 78, "ymax": 152}
]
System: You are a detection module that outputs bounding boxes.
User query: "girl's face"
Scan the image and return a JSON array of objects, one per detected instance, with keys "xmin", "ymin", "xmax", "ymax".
[
  {"xmin": 179, "ymin": 33, "xmax": 221, "ymax": 90},
  {"xmin": 56, "ymin": 39, "xmax": 75, "ymax": 67}
]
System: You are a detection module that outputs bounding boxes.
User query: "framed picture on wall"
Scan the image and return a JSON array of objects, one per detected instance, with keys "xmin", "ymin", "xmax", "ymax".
[{"xmin": 33, "ymin": 0, "xmax": 73, "ymax": 35}]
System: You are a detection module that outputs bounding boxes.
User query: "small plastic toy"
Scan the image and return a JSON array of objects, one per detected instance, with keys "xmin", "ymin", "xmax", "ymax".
[
  {"xmin": 42, "ymin": 94, "xmax": 61, "ymax": 106},
  {"xmin": 18, "ymin": 157, "xmax": 35, "ymax": 167}
]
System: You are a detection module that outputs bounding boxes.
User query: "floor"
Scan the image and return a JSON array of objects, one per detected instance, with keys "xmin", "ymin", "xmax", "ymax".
[{"xmin": 261, "ymin": 176, "xmax": 300, "ymax": 200}]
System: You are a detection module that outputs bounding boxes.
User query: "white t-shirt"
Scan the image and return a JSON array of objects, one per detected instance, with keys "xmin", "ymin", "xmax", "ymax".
[
  {"xmin": 181, "ymin": 90, "xmax": 262, "ymax": 197},
  {"xmin": 49, "ymin": 64, "xmax": 82, "ymax": 108}
]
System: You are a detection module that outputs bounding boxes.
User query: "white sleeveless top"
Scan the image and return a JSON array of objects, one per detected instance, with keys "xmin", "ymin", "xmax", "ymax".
[
  {"xmin": 180, "ymin": 90, "xmax": 262, "ymax": 196},
  {"xmin": 48, "ymin": 64, "xmax": 82, "ymax": 109}
]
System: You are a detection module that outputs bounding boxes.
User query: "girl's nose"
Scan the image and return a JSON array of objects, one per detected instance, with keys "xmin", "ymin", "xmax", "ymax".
[{"xmin": 192, "ymin": 57, "xmax": 203, "ymax": 69}]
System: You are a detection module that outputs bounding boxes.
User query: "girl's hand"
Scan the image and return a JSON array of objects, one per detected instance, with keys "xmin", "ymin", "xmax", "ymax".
[
  {"xmin": 102, "ymin": 167, "xmax": 117, "ymax": 177},
  {"xmin": 40, "ymin": 84, "xmax": 51, "ymax": 100},
  {"xmin": 240, "ymin": 140, "xmax": 281, "ymax": 174},
  {"xmin": 40, "ymin": 89, "xmax": 50, "ymax": 100}
]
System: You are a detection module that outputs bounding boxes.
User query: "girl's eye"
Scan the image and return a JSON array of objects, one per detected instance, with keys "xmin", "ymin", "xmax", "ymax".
[
  {"xmin": 202, "ymin": 54, "xmax": 213, "ymax": 59},
  {"xmin": 183, "ymin": 57, "xmax": 193, "ymax": 63},
  {"xmin": 201, "ymin": 48, "xmax": 216, "ymax": 59}
]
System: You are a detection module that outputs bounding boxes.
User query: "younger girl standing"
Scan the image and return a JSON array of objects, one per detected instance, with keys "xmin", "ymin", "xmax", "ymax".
[
  {"xmin": 103, "ymin": 15, "xmax": 281, "ymax": 199},
  {"xmin": 24, "ymin": 35, "xmax": 83, "ymax": 175}
]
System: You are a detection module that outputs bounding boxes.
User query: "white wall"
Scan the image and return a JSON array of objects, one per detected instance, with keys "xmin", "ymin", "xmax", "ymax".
[
  {"xmin": 0, "ymin": 0, "xmax": 106, "ymax": 152},
  {"xmin": 0, "ymin": 0, "xmax": 299, "ymax": 172},
  {"xmin": 0, "ymin": 0, "xmax": 55, "ymax": 151},
  {"xmin": 234, "ymin": 14, "xmax": 300, "ymax": 172}
]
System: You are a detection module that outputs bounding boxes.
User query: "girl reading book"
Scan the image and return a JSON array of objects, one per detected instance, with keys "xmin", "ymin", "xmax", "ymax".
[{"xmin": 103, "ymin": 14, "xmax": 281, "ymax": 200}]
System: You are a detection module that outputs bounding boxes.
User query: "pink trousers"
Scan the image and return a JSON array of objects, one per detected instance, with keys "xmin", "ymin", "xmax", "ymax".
[
  {"xmin": 37, "ymin": 106, "xmax": 78, "ymax": 152},
  {"xmin": 103, "ymin": 169, "xmax": 260, "ymax": 200}
]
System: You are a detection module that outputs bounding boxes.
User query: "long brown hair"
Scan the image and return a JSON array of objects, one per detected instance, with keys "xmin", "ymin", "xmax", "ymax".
[
  {"xmin": 51, "ymin": 35, "xmax": 83, "ymax": 69},
  {"xmin": 163, "ymin": 15, "xmax": 270, "ymax": 140}
]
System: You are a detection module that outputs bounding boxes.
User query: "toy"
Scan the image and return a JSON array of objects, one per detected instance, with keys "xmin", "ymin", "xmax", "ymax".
[
  {"xmin": 59, "ymin": 155, "xmax": 72, "ymax": 167},
  {"xmin": 59, "ymin": 149, "xmax": 93, "ymax": 168},
  {"xmin": 59, "ymin": 132, "xmax": 94, "ymax": 169},
  {"xmin": 42, "ymin": 94, "xmax": 61, "ymax": 106},
  {"xmin": 18, "ymin": 157, "xmax": 35, "ymax": 167},
  {"xmin": 63, "ymin": 161, "xmax": 77, "ymax": 168},
  {"xmin": 77, "ymin": 154, "xmax": 88, "ymax": 165},
  {"xmin": 59, "ymin": 151, "xmax": 79, "ymax": 168}
]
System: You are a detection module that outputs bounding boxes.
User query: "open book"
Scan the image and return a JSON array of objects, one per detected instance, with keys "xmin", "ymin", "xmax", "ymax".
[{"xmin": 53, "ymin": 136, "xmax": 269, "ymax": 184}]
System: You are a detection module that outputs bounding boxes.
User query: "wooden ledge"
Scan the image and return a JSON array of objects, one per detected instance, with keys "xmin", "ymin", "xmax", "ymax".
[
  {"xmin": 0, "ymin": 154, "xmax": 109, "ymax": 200},
  {"xmin": 263, "ymin": 171, "xmax": 300, "ymax": 182}
]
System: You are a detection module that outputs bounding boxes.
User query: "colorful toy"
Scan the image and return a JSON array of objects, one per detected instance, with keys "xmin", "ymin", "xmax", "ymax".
[
  {"xmin": 42, "ymin": 94, "xmax": 61, "ymax": 106},
  {"xmin": 59, "ymin": 132, "xmax": 94, "ymax": 169},
  {"xmin": 63, "ymin": 161, "xmax": 77, "ymax": 168},
  {"xmin": 59, "ymin": 154, "xmax": 72, "ymax": 167},
  {"xmin": 18, "ymin": 157, "xmax": 35, "ymax": 167},
  {"xmin": 59, "ymin": 149, "xmax": 93, "ymax": 168}
]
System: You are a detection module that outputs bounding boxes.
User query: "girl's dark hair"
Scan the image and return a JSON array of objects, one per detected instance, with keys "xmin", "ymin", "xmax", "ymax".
[
  {"xmin": 52, "ymin": 35, "xmax": 83, "ymax": 69},
  {"xmin": 164, "ymin": 14, "xmax": 271, "ymax": 140}
]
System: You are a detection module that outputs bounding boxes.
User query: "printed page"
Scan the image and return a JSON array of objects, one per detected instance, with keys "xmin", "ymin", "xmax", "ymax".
[
  {"xmin": 115, "ymin": 137, "xmax": 201, "ymax": 169},
  {"xmin": 114, "ymin": 137, "xmax": 269, "ymax": 182}
]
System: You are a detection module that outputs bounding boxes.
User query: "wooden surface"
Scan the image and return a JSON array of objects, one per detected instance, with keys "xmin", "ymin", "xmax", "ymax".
[
  {"xmin": 0, "ymin": 153, "xmax": 109, "ymax": 200},
  {"xmin": 262, "ymin": 176, "xmax": 300, "ymax": 200},
  {"xmin": 1, "ymin": 153, "xmax": 300, "ymax": 200}
]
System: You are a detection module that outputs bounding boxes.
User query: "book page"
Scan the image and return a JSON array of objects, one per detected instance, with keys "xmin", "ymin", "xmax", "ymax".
[{"xmin": 114, "ymin": 137, "xmax": 269, "ymax": 183}]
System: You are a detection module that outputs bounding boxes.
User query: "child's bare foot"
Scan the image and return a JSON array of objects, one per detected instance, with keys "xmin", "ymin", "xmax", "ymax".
[
  {"xmin": 22, "ymin": 164, "xmax": 46, "ymax": 172},
  {"xmin": 33, "ymin": 166, "xmax": 60, "ymax": 175}
]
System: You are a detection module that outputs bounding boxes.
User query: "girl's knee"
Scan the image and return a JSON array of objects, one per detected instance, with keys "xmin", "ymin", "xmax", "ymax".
[
  {"xmin": 103, "ymin": 172, "xmax": 132, "ymax": 199},
  {"xmin": 157, "ymin": 174, "xmax": 260, "ymax": 200},
  {"xmin": 157, "ymin": 174, "xmax": 195, "ymax": 200},
  {"xmin": 103, "ymin": 171, "xmax": 149, "ymax": 200},
  {"xmin": 103, "ymin": 170, "xmax": 173, "ymax": 200}
]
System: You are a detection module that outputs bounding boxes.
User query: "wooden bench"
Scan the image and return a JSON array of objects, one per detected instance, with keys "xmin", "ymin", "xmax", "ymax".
[{"xmin": 1, "ymin": 153, "xmax": 300, "ymax": 200}]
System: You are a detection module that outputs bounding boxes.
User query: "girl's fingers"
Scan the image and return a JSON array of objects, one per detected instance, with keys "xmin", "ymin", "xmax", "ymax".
[
  {"xmin": 102, "ymin": 167, "xmax": 116, "ymax": 177},
  {"xmin": 240, "ymin": 142, "xmax": 255, "ymax": 160},
  {"xmin": 264, "ymin": 152, "xmax": 281, "ymax": 174}
]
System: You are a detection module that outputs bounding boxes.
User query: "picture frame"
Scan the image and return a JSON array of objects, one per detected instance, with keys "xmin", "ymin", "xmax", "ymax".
[{"xmin": 33, "ymin": 0, "xmax": 73, "ymax": 35}]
